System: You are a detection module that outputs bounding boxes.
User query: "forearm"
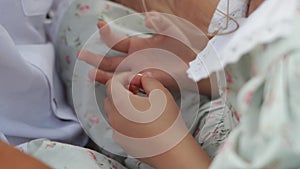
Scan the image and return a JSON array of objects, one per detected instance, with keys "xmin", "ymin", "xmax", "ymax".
[
  {"xmin": 0, "ymin": 141, "xmax": 51, "ymax": 169},
  {"xmin": 196, "ymin": 73, "xmax": 219, "ymax": 98},
  {"xmin": 144, "ymin": 134, "xmax": 211, "ymax": 169}
]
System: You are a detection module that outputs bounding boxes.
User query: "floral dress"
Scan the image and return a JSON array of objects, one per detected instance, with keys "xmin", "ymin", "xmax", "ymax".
[
  {"xmin": 18, "ymin": 0, "xmax": 250, "ymax": 168},
  {"xmin": 188, "ymin": 0, "xmax": 300, "ymax": 168}
]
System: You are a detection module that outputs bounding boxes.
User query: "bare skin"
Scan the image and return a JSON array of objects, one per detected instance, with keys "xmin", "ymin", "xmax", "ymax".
[
  {"xmin": 248, "ymin": 0, "xmax": 265, "ymax": 16},
  {"xmin": 111, "ymin": 0, "xmax": 219, "ymax": 34},
  {"xmin": 79, "ymin": 13, "xmax": 216, "ymax": 97},
  {"xmin": 82, "ymin": 0, "xmax": 266, "ymax": 169},
  {"xmin": 0, "ymin": 141, "xmax": 51, "ymax": 169}
]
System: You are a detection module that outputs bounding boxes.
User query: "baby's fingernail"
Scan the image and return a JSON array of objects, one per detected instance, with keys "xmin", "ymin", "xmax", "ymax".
[
  {"xmin": 145, "ymin": 72, "xmax": 153, "ymax": 78},
  {"xmin": 97, "ymin": 21, "xmax": 106, "ymax": 29}
]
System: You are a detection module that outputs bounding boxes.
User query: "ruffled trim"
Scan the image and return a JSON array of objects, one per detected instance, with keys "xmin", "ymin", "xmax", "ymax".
[
  {"xmin": 187, "ymin": 0, "xmax": 297, "ymax": 82},
  {"xmin": 208, "ymin": 0, "xmax": 249, "ymax": 35}
]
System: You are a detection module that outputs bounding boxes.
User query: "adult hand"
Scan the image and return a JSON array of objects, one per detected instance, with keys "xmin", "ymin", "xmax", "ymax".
[
  {"xmin": 79, "ymin": 12, "xmax": 209, "ymax": 93},
  {"xmin": 111, "ymin": 0, "xmax": 219, "ymax": 33}
]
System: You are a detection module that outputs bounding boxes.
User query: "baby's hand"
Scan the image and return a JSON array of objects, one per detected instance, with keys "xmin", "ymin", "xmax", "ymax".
[{"xmin": 104, "ymin": 73, "xmax": 189, "ymax": 158}]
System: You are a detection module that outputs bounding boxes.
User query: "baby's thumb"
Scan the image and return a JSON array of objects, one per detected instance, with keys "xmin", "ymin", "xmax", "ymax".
[{"xmin": 141, "ymin": 73, "xmax": 169, "ymax": 96}]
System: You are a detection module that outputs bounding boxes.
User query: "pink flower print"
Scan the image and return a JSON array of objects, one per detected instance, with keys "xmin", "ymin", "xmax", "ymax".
[
  {"xmin": 88, "ymin": 114, "xmax": 100, "ymax": 125},
  {"xmin": 207, "ymin": 113, "xmax": 217, "ymax": 120},
  {"xmin": 95, "ymin": 83, "xmax": 101, "ymax": 88},
  {"xmin": 79, "ymin": 5, "xmax": 90, "ymax": 14},
  {"xmin": 233, "ymin": 111, "xmax": 240, "ymax": 121},
  {"xmin": 104, "ymin": 4, "xmax": 110, "ymax": 10},
  {"xmin": 112, "ymin": 163, "xmax": 118, "ymax": 169},
  {"xmin": 212, "ymin": 133, "xmax": 217, "ymax": 139},
  {"xmin": 194, "ymin": 128, "xmax": 200, "ymax": 136},
  {"xmin": 222, "ymin": 87, "xmax": 231, "ymax": 93},
  {"xmin": 212, "ymin": 100, "xmax": 223, "ymax": 106},
  {"xmin": 46, "ymin": 142, "xmax": 56, "ymax": 149},
  {"xmin": 225, "ymin": 70, "xmax": 233, "ymax": 84},
  {"xmin": 106, "ymin": 154, "xmax": 112, "ymax": 159},
  {"xmin": 65, "ymin": 55, "xmax": 71, "ymax": 65},
  {"xmin": 296, "ymin": 69, "xmax": 300, "ymax": 78},
  {"xmin": 212, "ymin": 127, "xmax": 219, "ymax": 139},
  {"xmin": 244, "ymin": 90, "xmax": 254, "ymax": 105},
  {"xmin": 87, "ymin": 150, "xmax": 97, "ymax": 160}
]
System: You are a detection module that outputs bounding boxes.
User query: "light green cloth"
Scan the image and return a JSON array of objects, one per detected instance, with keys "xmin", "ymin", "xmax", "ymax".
[
  {"xmin": 17, "ymin": 0, "xmax": 276, "ymax": 168},
  {"xmin": 210, "ymin": 1, "xmax": 300, "ymax": 168},
  {"xmin": 54, "ymin": 0, "xmax": 237, "ymax": 165},
  {"xmin": 19, "ymin": 139, "xmax": 127, "ymax": 169}
]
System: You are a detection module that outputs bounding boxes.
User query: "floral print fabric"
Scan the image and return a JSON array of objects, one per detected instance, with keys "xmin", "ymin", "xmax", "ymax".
[
  {"xmin": 210, "ymin": 1, "xmax": 300, "ymax": 168},
  {"xmin": 18, "ymin": 0, "xmax": 247, "ymax": 168}
]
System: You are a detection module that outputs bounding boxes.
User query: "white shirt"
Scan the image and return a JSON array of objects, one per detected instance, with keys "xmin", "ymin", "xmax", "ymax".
[{"xmin": 0, "ymin": 0, "xmax": 87, "ymax": 146}]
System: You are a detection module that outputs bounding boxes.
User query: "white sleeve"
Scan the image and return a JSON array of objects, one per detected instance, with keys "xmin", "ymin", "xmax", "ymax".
[{"xmin": 46, "ymin": 0, "xmax": 76, "ymax": 43}]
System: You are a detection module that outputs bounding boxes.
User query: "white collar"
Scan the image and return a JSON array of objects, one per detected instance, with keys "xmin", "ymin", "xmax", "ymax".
[
  {"xmin": 187, "ymin": 0, "xmax": 298, "ymax": 82},
  {"xmin": 208, "ymin": 0, "xmax": 249, "ymax": 35}
]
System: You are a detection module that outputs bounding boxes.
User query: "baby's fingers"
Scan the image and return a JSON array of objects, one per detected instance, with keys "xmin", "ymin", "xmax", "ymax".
[{"xmin": 98, "ymin": 21, "xmax": 130, "ymax": 53}]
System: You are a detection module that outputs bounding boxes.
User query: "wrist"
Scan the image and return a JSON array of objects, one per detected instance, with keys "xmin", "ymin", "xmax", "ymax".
[
  {"xmin": 145, "ymin": 134, "xmax": 211, "ymax": 169},
  {"xmin": 173, "ymin": 0, "xmax": 219, "ymax": 34}
]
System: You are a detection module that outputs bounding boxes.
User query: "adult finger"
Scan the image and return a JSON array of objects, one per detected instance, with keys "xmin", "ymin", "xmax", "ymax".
[
  {"xmin": 105, "ymin": 72, "xmax": 132, "ymax": 98},
  {"xmin": 78, "ymin": 50, "xmax": 103, "ymax": 68},
  {"xmin": 140, "ymin": 74, "xmax": 169, "ymax": 96},
  {"xmin": 78, "ymin": 50, "xmax": 126, "ymax": 71},
  {"xmin": 89, "ymin": 69, "xmax": 113, "ymax": 84}
]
